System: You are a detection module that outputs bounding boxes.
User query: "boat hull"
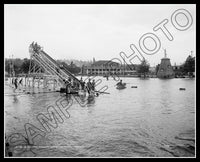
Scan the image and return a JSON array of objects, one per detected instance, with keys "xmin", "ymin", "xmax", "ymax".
[{"xmin": 116, "ymin": 83, "xmax": 126, "ymax": 89}]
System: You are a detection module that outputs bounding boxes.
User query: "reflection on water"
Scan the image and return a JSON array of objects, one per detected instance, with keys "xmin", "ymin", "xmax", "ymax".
[
  {"xmin": 13, "ymin": 95, "xmax": 18, "ymax": 103},
  {"xmin": 4, "ymin": 77, "xmax": 195, "ymax": 157}
]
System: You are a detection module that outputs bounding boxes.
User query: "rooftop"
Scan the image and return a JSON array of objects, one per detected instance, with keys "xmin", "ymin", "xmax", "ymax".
[{"xmin": 91, "ymin": 60, "xmax": 120, "ymax": 66}]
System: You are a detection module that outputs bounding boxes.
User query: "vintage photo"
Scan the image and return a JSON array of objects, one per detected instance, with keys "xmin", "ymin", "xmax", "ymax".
[{"xmin": 4, "ymin": 4, "xmax": 195, "ymax": 157}]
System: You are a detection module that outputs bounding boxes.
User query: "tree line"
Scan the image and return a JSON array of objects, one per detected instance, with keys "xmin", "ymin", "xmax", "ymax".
[
  {"xmin": 135, "ymin": 54, "xmax": 195, "ymax": 78},
  {"xmin": 5, "ymin": 55, "xmax": 195, "ymax": 78},
  {"xmin": 5, "ymin": 58, "xmax": 81, "ymax": 76}
]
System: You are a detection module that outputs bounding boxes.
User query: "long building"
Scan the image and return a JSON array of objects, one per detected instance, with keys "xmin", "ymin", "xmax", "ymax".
[{"xmin": 82, "ymin": 60, "xmax": 139, "ymax": 76}]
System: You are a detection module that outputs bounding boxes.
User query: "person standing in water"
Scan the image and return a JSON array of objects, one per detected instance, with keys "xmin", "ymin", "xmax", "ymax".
[
  {"xmin": 19, "ymin": 78, "xmax": 23, "ymax": 86},
  {"xmin": 91, "ymin": 79, "xmax": 95, "ymax": 91},
  {"xmin": 12, "ymin": 78, "xmax": 14, "ymax": 85},
  {"xmin": 80, "ymin": 77, "xmax": 85, "ymax": 90},
  {"xmin": 65, "ymin": 78, "xmax": 72, "ymax": 95},
  {"xmin": 86, "ymin": 79, "xmax": 92, "ymax": 94},
  {"xmin": 14, "ymin": 78, "xmax": 18, "ymax": 90}
]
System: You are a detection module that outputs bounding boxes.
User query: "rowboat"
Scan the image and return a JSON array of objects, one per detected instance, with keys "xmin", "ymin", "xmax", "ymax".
[
  {"xmin": 116, "ymin": 83, "xmax": 126, "ymax": 89},
  {"xmin": 131, "ymin": 86, "xmax": 137, "ymax": 88}
]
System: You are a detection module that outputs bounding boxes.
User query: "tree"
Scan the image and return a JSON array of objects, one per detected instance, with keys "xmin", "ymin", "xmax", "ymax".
[
  {"xmin": 137, "ymin": 59, "xmax": 150, "ymax": 78},
  {"xmin": 13, "ymin": 59, "xmax": 24, "ymax": 74},
  {"xmin": 155, "ymin": 64, "xmax": 160, "ymax": 75},
  {"xmin": 5, "ymin": 59, "xmax": 10, "ymax": 74},
  {"xmin": 59, "ymin": 61, "xmax": 81, "ymax": 74},
  {"xmin": 5, "ymin": 58, "xmax": 82, "ymax": 76},
  {"xmin": 183, "ymin": 55, "xmax": 195, "ymax": 77},
  {"xmin": 5, "ymin": 58, "xmax": 23, "ymax": 75},
  {"xmin": 21, "ymin": 58, "xmax": 31, "ymax": 74}
]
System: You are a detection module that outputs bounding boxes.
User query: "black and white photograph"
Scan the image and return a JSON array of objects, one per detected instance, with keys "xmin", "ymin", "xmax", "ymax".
[{"xmin": 4, "ymin": 4, "xmax": 196, "ymax": 157}]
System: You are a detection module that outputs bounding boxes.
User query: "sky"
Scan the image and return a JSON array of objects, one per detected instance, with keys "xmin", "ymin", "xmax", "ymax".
[{"xmin": 4, "ymin": 4, "xmax": 196, "ymax": 66}]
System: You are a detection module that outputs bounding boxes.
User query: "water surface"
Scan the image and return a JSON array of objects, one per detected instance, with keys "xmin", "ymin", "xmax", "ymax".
[{"xmin": 4, "ymin": 77, "xmax": 195, "ymax": 157}]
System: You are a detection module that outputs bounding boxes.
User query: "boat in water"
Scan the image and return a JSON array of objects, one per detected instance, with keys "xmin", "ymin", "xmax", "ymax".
[{"xmin": 116, "ymin": 83, "xmax": 126, "ymax": 90}]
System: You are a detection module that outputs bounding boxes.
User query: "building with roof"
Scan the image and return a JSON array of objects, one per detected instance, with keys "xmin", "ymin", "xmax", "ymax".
[{"xmin": 82, "ymin": 59, "xmax": 139, "ymax": 76}]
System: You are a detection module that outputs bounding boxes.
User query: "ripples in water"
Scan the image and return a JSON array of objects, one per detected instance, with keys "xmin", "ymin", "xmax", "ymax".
[{"xmin": 5, "ymin": 78, "xmax": 195, "ymax": 157}]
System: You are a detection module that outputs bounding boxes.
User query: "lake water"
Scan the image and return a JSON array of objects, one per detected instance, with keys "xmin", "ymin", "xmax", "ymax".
[{"xmin": 4, "ymin": 77, "xmax": 195, "ymax": 157}]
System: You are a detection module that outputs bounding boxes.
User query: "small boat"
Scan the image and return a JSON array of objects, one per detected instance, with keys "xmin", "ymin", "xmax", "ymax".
[
  {"xmin": 116, "ymin": 83, "xmax": 126, "ymax": 89},
  {"xmin": 131, "ymin": 86, "xmax": 137, "ymax": 88}
]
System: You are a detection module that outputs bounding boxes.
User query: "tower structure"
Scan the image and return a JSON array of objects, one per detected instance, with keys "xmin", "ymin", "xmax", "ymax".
[
  {"xmin": 93, "ymin": 57, "xmax": 95, "ymax": 63},
  {"xmin": 157, "ymin": 49, "xmax": 174, "ymax": 79}
]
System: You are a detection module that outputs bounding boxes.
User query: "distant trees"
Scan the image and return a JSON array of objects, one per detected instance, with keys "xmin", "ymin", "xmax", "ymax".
[
  {"xmin": 21, "ymin": 58, "xmax": 31, "ymax": 74},
  {"xmin": 183, "ymin": 55, "xmax": 195, "ymax": 77},
  {"xmin": 155, "ymin": 64, "xmax": 160, "ymax": 75},
  {"xmin": 55, "ymin": 60, "xmax": 81, "ymax": 74},
  {"xmin": 5, "ymin": 58, "xmax": 23, "ymax": 75},
  {"xmin": 59, "ymin": 61, "xmax": 81, "ymax": 74},
  {"xmin": 5, "ymin": 58, "xmax": 81, "ymax": 75},
  {"xmin": 137, "ymin": 59, "xmax": 150, "ymax": 78},
  {"xmin": 5, "ymin": 59, "xmax": 11, "ymax": 74}
]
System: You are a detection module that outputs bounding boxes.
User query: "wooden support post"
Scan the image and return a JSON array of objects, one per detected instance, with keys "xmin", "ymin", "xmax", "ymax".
[
  {"xmin": 28, "ymin": 78, "xmax": 30, "ymax": 87},
  {"xmin": 43, "ymin": 77, "xmax": 46, "ymax": 88},
  {"xmin": 25, "ymin": 77, "xmax": 27, "ymax": 87},
  {"xmin": 38, "ymin": 78, "xmax": 40, "ymax": 88},
  {"xmin": 32, "ymin": 77, "xmax": 34, "ymax": 88}
]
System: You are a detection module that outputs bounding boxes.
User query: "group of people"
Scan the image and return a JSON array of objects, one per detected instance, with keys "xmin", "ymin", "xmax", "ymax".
[
  {"xmin": 11, "ymin": 77, "xmax": 23, "ymax": 89},
  {"xmin": 84, "ymin": 78, "xmax": 96, "ymax": 94},
  {"xmin": 30, "ymin": 41, "xmax": 42, "ymax": 53},
  {"xmin": 64, "ymin": 77, "xmax": 96, "ymax": 95}
]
